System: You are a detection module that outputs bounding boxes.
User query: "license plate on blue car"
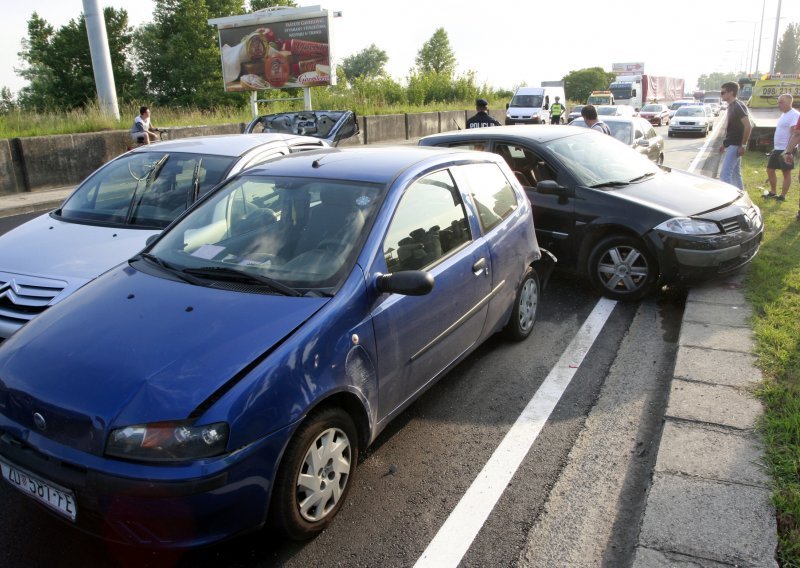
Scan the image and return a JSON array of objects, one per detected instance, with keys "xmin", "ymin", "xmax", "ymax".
[{"xmin": 0, "ymin": 458, "xmax": 77, "ymax": 521}]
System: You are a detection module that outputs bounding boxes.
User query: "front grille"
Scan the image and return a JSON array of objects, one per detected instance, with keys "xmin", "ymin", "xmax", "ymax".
[
  {"xmin": 720, "ymin": 217, "xmax": 742, "ymax": 234},
  {"xmin": 0, "ymin": 273, "xmax": 66, "ymax": 325},
  {"xmin": 720, "ymin": 206, "xmax": 760, "ymax": 235}
]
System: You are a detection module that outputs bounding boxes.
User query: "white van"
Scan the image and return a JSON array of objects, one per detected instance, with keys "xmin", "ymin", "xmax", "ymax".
[{"xmin": 505, "ymin": 86, "xmax": 567, "ymax": 124}]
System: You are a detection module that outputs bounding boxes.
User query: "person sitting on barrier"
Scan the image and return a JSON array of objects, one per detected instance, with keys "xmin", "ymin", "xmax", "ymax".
[{"xmin": 130, "ymin": 106, "xmax": 161, "ymax": 145}]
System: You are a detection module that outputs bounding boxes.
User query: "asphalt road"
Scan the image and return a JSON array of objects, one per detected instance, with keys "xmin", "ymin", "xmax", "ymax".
[{"xmin": 0, "ymin": 117, "xmax": 721, "ymax": 567}]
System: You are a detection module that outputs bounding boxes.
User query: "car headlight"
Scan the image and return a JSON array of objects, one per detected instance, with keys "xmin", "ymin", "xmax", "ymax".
[
  {"xmin": 106, "ymin": 420, "xmax": 229, "ymax": 461},
  {"xmin": 654, "ymin": 217, "xmax": 720, "ymax": 235}
]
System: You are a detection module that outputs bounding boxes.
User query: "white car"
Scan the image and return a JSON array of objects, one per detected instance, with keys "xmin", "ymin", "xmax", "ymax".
[
  {"xmin": 668, "ymin": 105, "xmax": 714, "ymax": 137},
  {"xmin": 668, "ymin": 99, "xmax": 699, "ymax": 119},
  {"xmin": 0, "ymin": 134, "xmax": 330, "ymax": 339}
]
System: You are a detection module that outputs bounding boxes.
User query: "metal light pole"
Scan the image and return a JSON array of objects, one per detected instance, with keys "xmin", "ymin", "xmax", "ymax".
[
  {"xmin": 83, "ymin": 0, "xmax": 119, "ymax": 119},
  {"xmin": 755, "ymin": 0, "xmax": 766, "ymax": 74},
  {"xmin": 769, "ymin": 0, "xmax": 782, "ymax": 74}
]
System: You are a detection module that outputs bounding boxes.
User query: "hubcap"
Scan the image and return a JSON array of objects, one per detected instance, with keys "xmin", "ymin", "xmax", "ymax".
[
  {"xmin": 296, "ymin": 427, "xmax": 352, "ymax": 522},
  {"xmin": 596, "ymin": 245, "xmax": 649, "ymax": 293},
  {"xmin": 517, "ymin": 277, "xmax": 539, "ymax": 332}
]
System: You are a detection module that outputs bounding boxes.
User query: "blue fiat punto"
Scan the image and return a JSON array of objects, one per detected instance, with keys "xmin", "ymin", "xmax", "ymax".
[{"xmin": 0, "ymin": 146, "xmax": 550, "ymax": 547}]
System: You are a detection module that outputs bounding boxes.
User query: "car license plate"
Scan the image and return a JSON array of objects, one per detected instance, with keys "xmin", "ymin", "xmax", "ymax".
[{"xmin": 0, "ymin": 458, "xmax": 77, "ymax": 521}]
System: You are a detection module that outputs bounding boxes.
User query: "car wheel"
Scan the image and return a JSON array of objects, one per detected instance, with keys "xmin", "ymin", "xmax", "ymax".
[
  {"xmin": 587, "ymin": 235, "xmax": 657, "ymax": 301},
  {"xmin": 668, "ymin": 132, "xmax": 673, "ymax": 137},
  {"xmin": 503, "ymin": 267, "xmax": 540, "ymax": 341},
  {"xmin": 657, "ymin": 118, "xmax": 662, "ymax": 126},
  {"xmin": 270, "ymin": 407, "xmax": 358, "ymax": 540}
]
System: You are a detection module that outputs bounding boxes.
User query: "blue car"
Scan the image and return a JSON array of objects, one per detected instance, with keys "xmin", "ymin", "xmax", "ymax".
[{"xmin": 0, "ymin": 147, "xmax": 550, "ymax": 548}]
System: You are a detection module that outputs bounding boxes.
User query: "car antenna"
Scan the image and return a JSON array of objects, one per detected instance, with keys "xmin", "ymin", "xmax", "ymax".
[{"xmin": 452, "ymin": 118, "xmax": 462, "ymax": 131}]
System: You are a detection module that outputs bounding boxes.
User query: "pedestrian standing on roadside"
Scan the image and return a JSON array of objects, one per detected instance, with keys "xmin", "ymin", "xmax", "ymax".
[
  {"xmin": 550, "ymin": 96, "xmax": 565, "ymax": 124},
  {"xmin": 764, "ymin": 94, "xmax": 799, "ymax": 201},
  {"xmin": 718, "ymin": 82, "xmax": 752, "ymax": 190},
  {"xmin": 467, "ymin": 98, "xmax": 501, "ymax": 129},
  {"xmin": 781, "ymin": 106, "xmax": 800, "ymax": 220},
  {"xmin": 580, "ymin": 105, "xmax": 611, "ymax": 135},
  {"xmin": 130, "ymin": 106, "xmax": 160, "ymax": 145}
]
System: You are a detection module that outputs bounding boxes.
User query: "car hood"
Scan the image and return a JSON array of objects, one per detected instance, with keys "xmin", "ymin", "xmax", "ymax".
[
  {"xmin": 0, "ymin": 265, "xmax": 327, "ymax": 455},
  {"xmin": 0, "ymin": 213, "xmax": 158, "ymax": 290},
  {"xmin": 609, "ymin": 169, "xmax": 742, "ymax": 217}
]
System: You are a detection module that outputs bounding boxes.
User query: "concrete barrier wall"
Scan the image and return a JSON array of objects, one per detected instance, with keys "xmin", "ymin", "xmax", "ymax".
[{"xmin": 1, "ymin": 111, "xmax": 492, "ymax": 195}]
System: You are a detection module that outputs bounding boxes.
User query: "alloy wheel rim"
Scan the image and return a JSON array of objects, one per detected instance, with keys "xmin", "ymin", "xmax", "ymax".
[
  {"xmin": 296, "ymin": 427, "xmax": 352, "ymax": 522},
  {"xmin": 597, "ymin": 245, "xmax": 649, "ymax": 292},
  {"xmin": 518, "ymin": 278, "xmax": 539, "ymax": 332}
]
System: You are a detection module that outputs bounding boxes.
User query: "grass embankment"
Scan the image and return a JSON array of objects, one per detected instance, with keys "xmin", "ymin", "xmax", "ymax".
[
  {"xmin": 742, "ymin": 152, "xmax": 800, "ymax": 566},
  {"xmin": 0, "ymin": 94, "xmax": 503, "ymax": 139}
]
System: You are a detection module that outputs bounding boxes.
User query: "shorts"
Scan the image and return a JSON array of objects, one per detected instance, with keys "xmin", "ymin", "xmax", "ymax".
[{"xmin": 767, "ymin": 149, "xmax": 795, "ymax": 171}]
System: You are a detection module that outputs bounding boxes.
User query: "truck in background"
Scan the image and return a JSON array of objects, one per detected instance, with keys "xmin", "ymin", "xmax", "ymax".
[
  {"xmin": 744, "ymin": 74, "xmax": 800, "ymax": 150},
  {"xmin": 608, "ymin": 75, "xmax": 685, "ymax": 110},
  {"xmin": 587, "ymin": 91, "xmax": 615, "ymax": 105}
]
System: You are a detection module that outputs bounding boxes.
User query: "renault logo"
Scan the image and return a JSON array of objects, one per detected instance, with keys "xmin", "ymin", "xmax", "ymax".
[{"xmin": 33, "ymin": 412, "xmax": 47, "ymax": 431}]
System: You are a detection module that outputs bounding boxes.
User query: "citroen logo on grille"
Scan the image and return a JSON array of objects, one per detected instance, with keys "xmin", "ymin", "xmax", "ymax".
[{"xmin": 33, "ymin": 412, "xmax": 47, "ymax": 431}]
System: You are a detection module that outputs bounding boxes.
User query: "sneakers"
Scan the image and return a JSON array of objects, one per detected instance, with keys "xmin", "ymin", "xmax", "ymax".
[
  {"xmin": 777, "ymin": 195, "xmax": 786, "ymax": 202},
  {"xmin": 764, "ymin": 192, "xmax": 777, "ymax": 198}
]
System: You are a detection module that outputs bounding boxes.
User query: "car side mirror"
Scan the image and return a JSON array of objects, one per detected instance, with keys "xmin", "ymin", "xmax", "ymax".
[
  {"xmin": 506, "ymin": 102, "xmax": 510, "ymax": 110},
  {"xmin": 376, "ymin": 271, "xmax": 434, "ymax": 296},
  {"xmin": 535, "ymin": 180, "xmax": 571, "ymax": 196},
  {"xmin": 637, "ymin": 138, "xmax": 650, "ymax": 147}
]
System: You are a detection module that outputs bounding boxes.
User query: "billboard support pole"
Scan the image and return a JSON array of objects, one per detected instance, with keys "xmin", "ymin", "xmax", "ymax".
[
  {"xmin": 250, "ymin": 91, "xmax": 258, "ymax": 118},
  {"xmin": 304, "ymin": 88, "xmax": 312, "ymax": 111}
]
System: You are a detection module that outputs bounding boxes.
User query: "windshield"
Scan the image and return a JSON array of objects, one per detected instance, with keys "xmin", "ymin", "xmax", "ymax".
[
  {"xmin": 570, "ymin": 119, "xmax": 633, "ymax": 144},
  {"xmin": 148, "ymin": 175, "xmax": 383, "ymax": 290},
  {"xmin": 641, "ymin": 105, "xmax": 661, "ymax": 112},
  {"xmin": 543, "ymin": 130, "xmax": 659, "ymax": 187},
  {"xmin": 597, "ymin": 106, "xmax": 617, "ymax": 115},
  {"xmin": 60, "ymin": 152, "xmax": 236, "ymax": 228},
  {"xmin": 587, "ymin": 96, "xmax": 610, "ymax": 105},
  {"xmin": 609, "ymin": 84, "xmax": 632, "ymax": 99},
  {"xmin": 676, "ymin": 107, "xmax": 705, "ymax": 117},
  {"xmin": 510, "ymin": 94, "xmax": 544, "ymax": 108}
]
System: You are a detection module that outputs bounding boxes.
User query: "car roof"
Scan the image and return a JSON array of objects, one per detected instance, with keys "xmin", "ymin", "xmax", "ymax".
[
  {"xmin": 420, "ymin": 125, "xmax": 585, "ymax": 145},
  {"xmin": 129, "ymin": 133, "xmax": 326, "ymax": 158},
  {"xmin": 242, "ymin": 146, "xmax": 495, "ymax": 184}
]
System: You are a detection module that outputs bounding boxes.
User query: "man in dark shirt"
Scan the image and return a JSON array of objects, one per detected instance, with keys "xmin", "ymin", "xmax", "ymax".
[
  {"xmin": 718, "ymin": 81, "xmax": 752, "ymax": 190},
  {"xmin": 467, "ymin": 99, "xmax": 501, "ymax": 128}
]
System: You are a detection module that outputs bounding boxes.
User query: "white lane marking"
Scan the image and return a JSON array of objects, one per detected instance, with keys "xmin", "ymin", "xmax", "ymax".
[
  {"xmin": 687, "ymin": 118, "xmax": 723, "ymax": 173},
  {"xmin": 414, "ymin": 297, "xmax": 618, "ymax": 568}
]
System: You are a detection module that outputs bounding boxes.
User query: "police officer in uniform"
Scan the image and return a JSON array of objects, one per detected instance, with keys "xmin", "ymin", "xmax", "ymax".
[
  {"xmin": 467, "ymin": 98, "xmax": 501, "ymax": 128},
  {"xmin": 550, "ymin": 96, "xmax": 565, "ymax": 124}
]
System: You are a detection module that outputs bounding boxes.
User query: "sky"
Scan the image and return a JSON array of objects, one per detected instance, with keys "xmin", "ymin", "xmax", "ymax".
[{"xmin": 3, "ymin": 0, "xmax": 800, "ymax": 97}]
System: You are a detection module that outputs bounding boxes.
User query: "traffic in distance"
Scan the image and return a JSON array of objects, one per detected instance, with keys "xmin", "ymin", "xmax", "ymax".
[{"xmin": 0, "ymin": 78, "xmax": 768, "ymax": 551}]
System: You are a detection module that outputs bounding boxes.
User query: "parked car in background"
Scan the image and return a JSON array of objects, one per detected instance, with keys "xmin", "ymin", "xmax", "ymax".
[
  {"xmin": 0, "ymin": 134, "xmax": 330, "ymax": 340},
  {"xmin": 570, "ymin": 116, "xmax": 665, "ymax": 164},
  {"xmin": 567, "ymin": 105, "xmax": 585, "ymax": 123},
  {"xmin": 420, "ymin": 125, "xmax": 763, "ymax": 300},
  {"xmin": 597, "ymin": 104, "xmax": 637, "ymax": 117},
  {"xmin": 638, "ymin": 103, "xmax": 670, "ymax": 126},
  {"xmin": 668, "ymin": 105, "xmax": 714, "ymax": 137},
  {"xmin": 0, "ymin": 146, "xmax": 553, "ymax": 548},
  {"xmin": 705, "ymin": 102, "xmax": 721, "ymax": 116},
  {"xmin": 244, "ymin": 110, "xmax": 359, "ymax": 144},
  {"xmin": 668, "ymin": 99, "xmax": 699, "ymax": 118}
]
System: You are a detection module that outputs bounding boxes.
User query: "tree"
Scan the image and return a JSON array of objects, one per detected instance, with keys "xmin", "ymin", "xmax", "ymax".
[
  {"xmin": 342, "ymin": 44, "xmax": 388, "ymax": 83},
  {"xmin": 774, "ymin": 22, "xmax": 800, "ymax": 75},
  {"xmin": 249, "ymin": 0, "xmax": 296, "ymax": 10},
  {"xmin": 562, "ymin": 67, "xmax": 615, "ymax": 103},
  {"xmin": 415, "ymin": 28, "xmax": 456, "ymax": 76},
  {"xmin": 696, "ymin": 72, "xmax": 740, "ymax": 91},
  {"xmin": 133, "ymin": 0, "xmax": 246, "ymax": 108},
  {"xmin": 0, "ymin": 87, "xmax": 17, "ymax": 114},
  {"xmin": 15, "ymin": 9, "xmax": 137, "ymax": 110}
]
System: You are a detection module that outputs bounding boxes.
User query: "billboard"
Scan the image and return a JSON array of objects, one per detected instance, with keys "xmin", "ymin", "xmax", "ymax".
[
  {"xmin": 612, "ymin": 62, "xmax": 644, "ymax": 76},
  {"xmin": 209, "ymin": 6, "xmax": 334, "ymax": 92}
]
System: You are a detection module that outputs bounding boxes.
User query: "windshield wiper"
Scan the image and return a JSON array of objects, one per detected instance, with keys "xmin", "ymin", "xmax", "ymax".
[
  {"xmin": 628, "ymin": 172, "xmax": 657, "ymax": 183},
  {"xmin": 182, "ymin": 266, "xmax": 301, "ymax": 296},
  {"xmin": 135, "ymin": 253, "xmax": 199, "ymax": 284},
  {"xmin": 590, "ymin": 180, "xmax": 630, "ymax": 188}
]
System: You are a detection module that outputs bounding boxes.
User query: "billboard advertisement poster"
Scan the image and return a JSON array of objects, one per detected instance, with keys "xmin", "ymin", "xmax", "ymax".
[
  {"xmin": 612, "ymin": 62, "xmax": 644, "ymax": 75},
  {"xmin": 211, "ymin": 7, "xmax": 334, "ymax": 92}
]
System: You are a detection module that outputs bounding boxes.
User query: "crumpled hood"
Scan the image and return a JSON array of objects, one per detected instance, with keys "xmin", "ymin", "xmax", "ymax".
[
  {"xmin": 0, "ymin": 265, "xmax": 327, "ymax": 454},
  {"xmin": 609, "ymin": 169, "xmax": 742, "ymax": 217},
  {"xmin": 0, "ymin": 213, "xmax": 158, "ymax": 283}
]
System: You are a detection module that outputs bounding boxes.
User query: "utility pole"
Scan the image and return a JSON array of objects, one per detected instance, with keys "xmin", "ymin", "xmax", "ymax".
[
  {"xmin": 83, "ymin": 0, "xmax": 119, "ymax": 119},
  {"xmin": 769, "ymin": 0, "xmax": 782, "ymax": 74},
  {"xmin": 755, "ymin": 0, "xmax": 766, "ymax": 74}
]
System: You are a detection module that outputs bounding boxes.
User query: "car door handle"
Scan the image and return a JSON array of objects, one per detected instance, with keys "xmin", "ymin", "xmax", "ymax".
[{"xmin": 473, "ymin": 258, "xmax": 488, "ymax": 276}]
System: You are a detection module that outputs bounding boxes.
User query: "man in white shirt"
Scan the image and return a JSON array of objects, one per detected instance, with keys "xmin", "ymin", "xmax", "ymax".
[
  {"xmin": 764, "ymin": 94, "xmax": 799, "ymax": 201},
  {"xmin": 130, "ymin": 106, "xmax": 160, "ymax": 145}
]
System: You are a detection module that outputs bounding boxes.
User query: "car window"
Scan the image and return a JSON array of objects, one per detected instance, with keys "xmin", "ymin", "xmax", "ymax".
[
  {"xmin": 151, "ymin": 175, "xmax": 382, "ymax": 289},
  {"xmin": 60, "ymin": 152, "xmax": 236, "ymax": 228},
  {"xmin": 634, "ymin": 127, "xmax": 645, "ymax": 140},
  {"xmin": 447, "ymin": 142, "xmax": 487, "ymax": 152},
  {"xmin": 383, "ymin": 170, "xmax": 470, "ymax": 273},
  {"xmin": 607, "ymin": 122, "xmax": 632, "ymax": 144},
  {"xmin": 456, "ymin": 163, "xmax": 518, "ymax": 233},
  {"xmin": 645, "ymin": 125, "xmax": 657, "ymax": 139},
  {"xmin": 494, "ymin": 143, "xmax": 542, "ymax": 186}
]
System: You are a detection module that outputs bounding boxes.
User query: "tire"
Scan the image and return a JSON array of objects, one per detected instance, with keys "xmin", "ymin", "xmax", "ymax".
[
  {"xmin": 587, "ymin": 235, "xmax": 657, "ymax": 301},
  {"xmin": 270, "ymin": 407, "xmax": 358, "ymax": 540},
  {"xmin": 503, "ymin": 267, "xmax": 540, "ymax": 341},
  {"xmin": 668, "ymin": 131, "xmax": 673, "ymax": 138}
]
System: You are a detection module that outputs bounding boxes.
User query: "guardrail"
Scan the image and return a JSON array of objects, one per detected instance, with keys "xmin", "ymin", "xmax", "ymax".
[{"xmin": 0, "ymin": 109, "xmax": 506, "ymax": 195}]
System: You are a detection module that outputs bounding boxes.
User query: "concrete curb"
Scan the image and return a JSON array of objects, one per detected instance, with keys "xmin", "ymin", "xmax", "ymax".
[{"xmin": 633, "ymin": 270, "xmax": 779, "ymax": 567}]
